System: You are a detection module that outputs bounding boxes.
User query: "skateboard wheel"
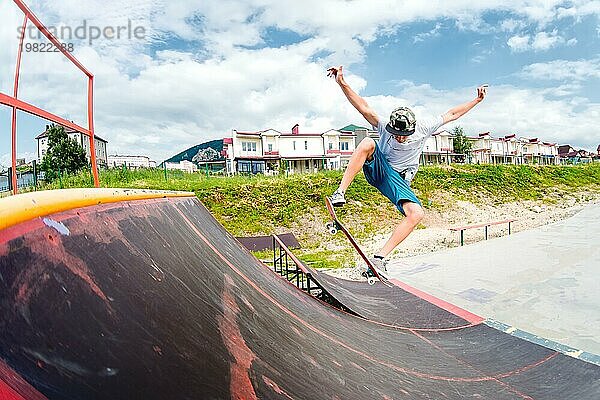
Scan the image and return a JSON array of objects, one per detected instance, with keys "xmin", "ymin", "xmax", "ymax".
[
  {"xmin": 367, "ymin": 277, "xmax": 376, "ymax": 285},
  {"xmin": 326, "ymin": 222, "xmax": 337, "ymax": 235}
]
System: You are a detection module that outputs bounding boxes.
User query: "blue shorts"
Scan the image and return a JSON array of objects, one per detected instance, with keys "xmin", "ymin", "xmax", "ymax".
[{"xmin": 362, "ymin": 144, "xmax": 421, "ymax": 216}]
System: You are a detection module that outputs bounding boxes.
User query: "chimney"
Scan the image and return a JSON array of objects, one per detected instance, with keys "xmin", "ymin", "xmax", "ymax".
[{"xmin": 292, "ymin": 124, "xmax": 299, "ymax": 135}]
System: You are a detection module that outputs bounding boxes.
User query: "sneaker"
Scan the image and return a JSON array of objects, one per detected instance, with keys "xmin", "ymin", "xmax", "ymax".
[
  {"xmin": 329, "ymin": 189, "xmax": 346, "ymax": 207},
  {"xmin": 361, "ymin": 256, "xmax": 388, "ymax": 278}
]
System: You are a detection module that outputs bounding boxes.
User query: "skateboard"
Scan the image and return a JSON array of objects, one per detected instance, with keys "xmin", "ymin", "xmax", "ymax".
[{"xmin": 325, "ymin": 197, "xmax": 391, "ymax": 286}]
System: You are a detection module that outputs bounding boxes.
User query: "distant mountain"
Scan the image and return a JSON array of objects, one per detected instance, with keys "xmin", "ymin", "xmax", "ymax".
[{"xmin": 163, "ymin": 139, "xmax": 224, "ymax": 165}]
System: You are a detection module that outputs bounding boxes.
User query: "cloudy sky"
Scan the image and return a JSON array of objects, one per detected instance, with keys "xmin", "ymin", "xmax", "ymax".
[{"xmin": 1, "ymin": 0, "xmax": 599, "ymax": 167}]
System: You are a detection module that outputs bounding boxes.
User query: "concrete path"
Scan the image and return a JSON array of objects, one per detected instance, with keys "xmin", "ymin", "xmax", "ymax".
[{"xmin": 387, "ymin": 203, "xmax": 600, "ymax": 355}]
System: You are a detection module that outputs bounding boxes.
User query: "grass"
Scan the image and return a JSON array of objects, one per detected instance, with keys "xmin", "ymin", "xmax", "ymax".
[{"xmin": 40, "ymin": 163, "xmax": 600, "ymax": 268}]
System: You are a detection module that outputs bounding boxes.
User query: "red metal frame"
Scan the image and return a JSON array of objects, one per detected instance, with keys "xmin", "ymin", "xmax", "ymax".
[
  {"xmin": 10, "ymin": 14, "xmax": 27, "ymax": 194},
  {"xmin": 2, "ymin": 0, "xmax": 99, "ymax": 194}
]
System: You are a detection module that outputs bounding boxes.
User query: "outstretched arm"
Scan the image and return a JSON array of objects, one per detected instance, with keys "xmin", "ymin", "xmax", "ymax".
[
  {"xmin": 442, "ymin": 84, "xmax": 488, "ymax": 124},
  {"xmin": 327, "ymin": 66, "xmax": 379, "ymax": 127}
]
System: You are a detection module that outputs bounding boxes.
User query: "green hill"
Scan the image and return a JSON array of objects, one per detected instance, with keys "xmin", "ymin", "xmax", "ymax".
[{"xmin": 162, "ymin": 139, "xmax": 224, "ymax": 165}]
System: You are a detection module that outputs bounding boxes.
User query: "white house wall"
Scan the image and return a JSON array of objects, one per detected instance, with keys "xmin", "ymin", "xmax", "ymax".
[
  {"xmin": 234, "ymin": 136, "xmax": 262, "ymax": 158},
  {"xmin": 278, "ymin": 136, "xmax": 323, "ymax": 158},
  {"xmin": 37, "ymin": 132, "xmax": 108, "ymax": 165}
]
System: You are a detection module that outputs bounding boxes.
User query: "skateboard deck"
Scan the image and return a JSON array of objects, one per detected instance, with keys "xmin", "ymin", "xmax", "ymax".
[{"xmin": 325, "ymin": 197, "xmax": 391, "ymax": 286}]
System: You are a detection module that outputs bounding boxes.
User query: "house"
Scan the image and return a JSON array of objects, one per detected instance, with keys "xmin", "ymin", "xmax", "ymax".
[
  {"xmin": 469, "ymin": 134, "xmax": 558, "ymax": 165},
  {"xmin": 520, "ymin": 138, "xmax": 558, "ymax": 165},
  {"xmin": 224, "ymin": 124, "xmax": 355, "ymax": 175},
  {"xmin": 469, "ymin": 132, "xmax": 493, "ymax": 164},
  {"xmin": 339, "ymin": 124, "xmax": 376, "ymax": 144},
  {"xmin": 501, "ymin": 134, "xmax": 520, "ymax": 164},
  {"xmin": 108, "ymin": 155, "xmax": 156, "ymax": 168},
  {"xmin": 558, "ymin": 145, "xmax": 576, "ymax": 157},
  {"xmin": 341, "ymin": 124, "xmax": 462, "ymax": 165},
  {"xmin": 540, "ymin": 142, "xmax": 559, "ymax": 165},
  {"xmin": 558, "ymin": 144, "xmax": 589, "ymax": 164},
  {"xmin": 221, "ymin": 123, "xmax": 568, "ymax": 173},
  {"xmin": 164, "ymin": 160, "xmax": 198, "ymax": 173},
  {"xmin": 422, "ymin": 130, "xmax": 460, "ymax": 164},
  {"xmin": 36, "ymin": 125, "xmax": 108, "ymax": 166}
]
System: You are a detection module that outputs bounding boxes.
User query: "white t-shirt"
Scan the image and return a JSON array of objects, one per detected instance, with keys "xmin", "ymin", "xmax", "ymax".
[{"xmin": 374, "ymin": 115, "xmax": 444, "ymax": 183}]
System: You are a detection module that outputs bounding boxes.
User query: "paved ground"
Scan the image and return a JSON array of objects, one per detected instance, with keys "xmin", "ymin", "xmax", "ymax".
[{"xmin": 387, "ymin": 204, "xmax": 600, "ymax": 355}]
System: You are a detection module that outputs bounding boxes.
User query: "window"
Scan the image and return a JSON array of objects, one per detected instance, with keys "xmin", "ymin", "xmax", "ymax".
[
  {"xmin": 242, "ymin": 141, "xmax": 257, "ymax": 152},
  {"xmin": 340, "ymin": 142, "xmax": 349, "ymax": 151},
  {"xmin": 268, "ymin": 144, "xmax": 273, "ymax": 152},
  {"xmin": 293, "ymin": 141, "xmax": 296, "ymax": 150},
  {"xmin": 304, "ymin": 141, "xmax": 308, "ymax": 150},
  {"xmin": 328, "ymin": 142, "xmax": 333, "ymax": 150}
]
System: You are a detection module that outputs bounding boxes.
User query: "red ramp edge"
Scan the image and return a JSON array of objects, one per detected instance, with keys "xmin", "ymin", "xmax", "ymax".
[
  {"xmin": 389, "ymin": 279, "xmax": 485, "ymax": 325},
  {"xmin": 0, "ymin": 360, "xmax": 48, "ymax": 400}
]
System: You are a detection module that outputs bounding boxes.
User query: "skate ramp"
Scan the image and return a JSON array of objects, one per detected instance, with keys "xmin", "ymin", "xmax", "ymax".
[
  {"xmin": 0, "ymin": 189, "xmax": 598, "ymax": 399},
  {"xmin": 308, "ymin": 268, "xmax": 482, "ymax": 329}
]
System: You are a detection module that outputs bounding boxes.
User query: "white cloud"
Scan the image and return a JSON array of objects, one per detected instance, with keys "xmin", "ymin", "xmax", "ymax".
[
  {"xmin": 507, "ymin": 35, "xmax": 531, "ymax": 52},
  {"xmin": 531, "ymin": 30, "xmax": 563, "ymax": 50},
  {"xmin": 500, "ymin": 18, "xmax": 527, "ymax": 32},
  {"xmin": 507, "ymin": 30, "xmax": 574, "ymax": 52},
  {"xmin": 519, "ymin": 58, "xmax": 600, "ymax": 81},
  {"xmin": 413, "ymin": 23, "xmax": 442, "ymax": 43},
  {"xmin": 0, "ymin": 152, "xmax": 37, "ymax": 169}
]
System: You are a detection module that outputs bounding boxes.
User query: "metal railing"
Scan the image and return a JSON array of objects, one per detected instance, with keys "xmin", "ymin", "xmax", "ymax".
[
  {"xmin": 270, "ymin": 234, "xmax": 347, "ymax": 311},
  {"xmin": 271, "ymin": 234, "xmax": 323, "ymax": 297}
]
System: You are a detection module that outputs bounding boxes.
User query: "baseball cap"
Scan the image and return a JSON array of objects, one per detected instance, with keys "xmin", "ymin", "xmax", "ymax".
[{"xmin": 385, "ymin": 107, "xmax": 416, "ymax": 136}]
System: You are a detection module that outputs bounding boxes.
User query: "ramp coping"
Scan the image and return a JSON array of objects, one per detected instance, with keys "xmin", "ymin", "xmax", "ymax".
[
  {"xmin": 0, "ymin": 188, "xmax": 194, "ymax": 230},
  {"xmin": 485, "ymin": 319, "xmax": 600, "ymax": 366}
]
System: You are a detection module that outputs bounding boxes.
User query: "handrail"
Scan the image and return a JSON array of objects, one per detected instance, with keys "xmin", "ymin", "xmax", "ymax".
[
  {"xmin": 450, "ymin": 218, "xmax": 516, "ymax": 231},
  {"xmin": 270, "ymin": 234, "xmax": 330, "ymax": 299},
  {"xmin": 450, "ymin": 219, "xmax": 516, "ymax": 246},
  {"xmin": 272, "ymin": 234, "xmax": 311, "ymax": 274}
]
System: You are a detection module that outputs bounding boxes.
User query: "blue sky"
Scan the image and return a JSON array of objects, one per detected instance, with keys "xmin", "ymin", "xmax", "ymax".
[{"xmin": 1, "ymin": 0, "xmax": 599, "ymax": 168}]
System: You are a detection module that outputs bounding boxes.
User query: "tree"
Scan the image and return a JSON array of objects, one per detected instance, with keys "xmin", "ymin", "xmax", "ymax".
[
  {"xmin": 452, "ymin": 126, "xmax": 473, "ymax": 163},
  {"xmin": 40, "ymin": 125, "xmax": 88, "ymax": 182}
]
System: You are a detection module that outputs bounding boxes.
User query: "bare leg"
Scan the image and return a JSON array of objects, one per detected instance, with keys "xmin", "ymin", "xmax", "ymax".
[
  {"xmin": 376, "ymin": 202, "xmax": 424, "ymax": 257},
  {"xmin": 337, "ymin": 137, "xmax": 376, "ymax": 192}
]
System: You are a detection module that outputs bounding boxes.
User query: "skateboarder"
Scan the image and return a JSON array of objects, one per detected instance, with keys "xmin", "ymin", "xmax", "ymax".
[{"xmin": 327, "ymin": 65, "xmax": 487, "ymax": 273}]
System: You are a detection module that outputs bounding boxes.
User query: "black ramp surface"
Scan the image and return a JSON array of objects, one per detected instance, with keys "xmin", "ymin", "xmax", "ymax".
[
  {"xmin": 0, "ymin": 196, "xmax": 598, "ymax": 399},
  {"xmin": 308, "ymin": 267, "xmax": 475, "ymax": 329}
]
